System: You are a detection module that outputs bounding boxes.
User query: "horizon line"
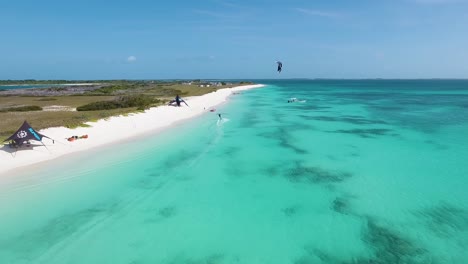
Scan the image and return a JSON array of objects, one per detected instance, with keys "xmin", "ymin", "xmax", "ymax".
[{"xmin": 2, "ymin": 77, "xmax": 468, "ymax": 81}]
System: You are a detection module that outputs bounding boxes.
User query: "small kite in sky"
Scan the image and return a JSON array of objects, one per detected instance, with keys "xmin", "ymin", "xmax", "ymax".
[{"xmin": 276, "ymin": 61, "xmax": 283, "ymax": 73}]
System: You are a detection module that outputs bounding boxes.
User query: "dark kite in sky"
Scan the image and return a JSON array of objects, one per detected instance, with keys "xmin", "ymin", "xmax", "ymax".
[{"xmin": 276, "ymin": 61, "xmax": 283, "ymax": 73}]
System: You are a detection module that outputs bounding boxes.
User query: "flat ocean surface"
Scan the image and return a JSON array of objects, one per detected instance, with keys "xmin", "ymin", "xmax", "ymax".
[{"xmin": 1, "ymin": 80, "xmax": 467, "ymax": 263}]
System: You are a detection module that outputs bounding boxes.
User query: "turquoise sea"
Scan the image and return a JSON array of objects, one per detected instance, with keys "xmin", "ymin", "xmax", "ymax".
[
  {"xmin": 0, "ymin": 84, "xmax": 60, "ymax": 90},
  {"xmin": 1, "ymin": 80, "xmax": 467, "ymax": 263}
]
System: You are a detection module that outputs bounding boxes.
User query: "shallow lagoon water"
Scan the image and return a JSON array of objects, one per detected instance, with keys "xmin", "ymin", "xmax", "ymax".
[
  {"xmin": 1, "ymin": 80, "xmax": 467, "ymax": 263},
  {"xmin": 0, "ymin": 84, "xmax": 65, "ymax": 90}
]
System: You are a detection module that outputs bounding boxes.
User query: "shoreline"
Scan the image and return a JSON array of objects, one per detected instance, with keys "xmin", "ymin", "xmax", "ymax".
[{"xmin": 0, "ymin": 84, "xmax": 265, "ymax": 176}]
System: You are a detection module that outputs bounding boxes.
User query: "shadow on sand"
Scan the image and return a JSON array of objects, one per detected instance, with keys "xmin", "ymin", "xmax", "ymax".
[{"xmin": 0, "ymin": 142, "xmax": 50, "ymax": 157}]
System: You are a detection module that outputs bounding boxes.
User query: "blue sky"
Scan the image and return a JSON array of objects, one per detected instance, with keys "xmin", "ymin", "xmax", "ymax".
[{"xmin": 1, "ymin": 0, "xmax": 468, "ymax": 79}]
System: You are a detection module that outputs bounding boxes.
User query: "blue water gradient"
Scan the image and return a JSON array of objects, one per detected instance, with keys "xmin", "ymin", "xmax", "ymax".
[{"xmin": 0, "ymin": 80, "xmax": 467, "ymax": 263}]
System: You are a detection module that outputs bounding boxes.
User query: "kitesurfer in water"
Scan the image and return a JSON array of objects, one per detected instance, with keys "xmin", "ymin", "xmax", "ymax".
[{"xmin": 218, "ymin": 113, "xmax": 222, "ymax": 120}]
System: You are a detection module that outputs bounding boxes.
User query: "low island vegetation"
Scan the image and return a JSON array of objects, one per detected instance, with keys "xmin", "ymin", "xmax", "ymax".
[{"xmin": 0, "ymin": 80, "xmax": 254, "ymax": 141}]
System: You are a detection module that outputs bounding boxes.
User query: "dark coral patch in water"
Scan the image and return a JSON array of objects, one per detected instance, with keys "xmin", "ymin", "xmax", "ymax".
[
  {"xmin": 0, "ymin": 206, "xmax": 109, "ymax": 259},
  {"xmin": 134, "ymin": 178, "xmax": 163, "ymax": 190},
  {"xmin": 163, "ymin": 150, "xmax": 197, "ymax": 169},
  {"xmin": 167, "ymin": 253, "xmax": 225, "ymax": 264},
  {"xmin": 159, "ymin": 206, "xmax": 177, "ymax": 218},
  {"xmin": 282, "ymin": 205, "xmax": 301, "ymax": 217},
  {"xmin": 415, "ymin": 202, "xmax": 468, "ymax": 238},
  {"xmin": 128, "ymin": 260, "xmax": 144, "ymax": 264},
  {"xmin": 272, "ymin": 112, "xmax": 287, "ymax": 123},
  {"xmin": 261, "ymin": 165, "xmax": 282, "ymax": 177},
  {"xmin": 147, "ymin": 172, "xmax": 161, "ymax": 177},
  {"xmin": 424, "ymin": 140, "xmax": 450, "ymax": 151},
  {"xmin": 223, "ymin": 146, "xmax": 241, "ymax": 156},
  {"xmin": 257, "ymin": 131, "xmax": 280, "ymax": 140},
  {"xmin": 299, "ymin": 104, "xmax": 332, "ymax": 111},
  {"xmin": 239, "ymin": 111, "xmax": 261, "ymax": 128},
  {"xmin": 355, "ymin": 220, "xmax": 433, "ymax": 264},
  {"xmin": 332, "ymin": 197, "xmax": 351, "ymax": 215},
  {"xmin": 224, "ymin": 165, "xmax": 245, "ymax": 178},
  {"xmin": 330, "ymin": 128, "xmax": 394, "ymax": 138},
  {"xmin": 144, "ymin": 206, "xmax": 178, "ymax": 224},
  {"xmin": 296, "ymin": 218, "xmax": 436, "ymax": 264},
  {"xmin": 372, "ymin": 105, "xmax": 406, "ymax": 111},
  {"xmin": 303, "ymin": 115, "xmax": 388, "ymax": 126},
  {"xmin": 277, "ymin": 127, "xmax": 308, "ymax": 154},
  {"xmin": 286, "ymin": 164, "xmax": 352, "ymax": 184},
  {"xmin": 279, "ymin": 138, "xmax": 308, "ymax": 154},
  {"xmin": 258, "ymin": 127, "xmax": 308, "ymax": 154},
  {"xmin": 295, "ymin": 247, "xmax": 357, "ymax": 264},
  {"xmin": 286, "ymin": 122, "xmax": 315, "ymax": 131}
]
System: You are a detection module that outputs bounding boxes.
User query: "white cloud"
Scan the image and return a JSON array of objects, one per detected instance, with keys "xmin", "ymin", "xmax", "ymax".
[
  {"xmin": 295, "ymin": 8, "xmax": 341, "ymax": 18},
  {"xmin": 127, "ymin": 56, "xmax": 137, "ymax": 62}
]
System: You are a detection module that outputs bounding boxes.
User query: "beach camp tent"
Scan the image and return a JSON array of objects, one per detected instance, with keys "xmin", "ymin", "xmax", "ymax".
[
  {"xmin": 168, "ymin": 95, "xmax": 189, "ymax": 107},
  {"xmin": 4, "ymin": 121, "xmax": 53, "ymax": 148}
]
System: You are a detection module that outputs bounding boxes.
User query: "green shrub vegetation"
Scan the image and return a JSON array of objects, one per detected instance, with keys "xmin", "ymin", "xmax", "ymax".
[
  {"xmin": 77, "ymin": 95, "xmax": 160, "ymax": 111},
  {"xmin": 46, "ymin": 87, "xmax": 66, "ymax": 92},
  {"xmin": 159, "ymin": 89, "xmax": 184, "ymax": 96},
  {"xmin": 84, "ymin": 81, "xmax": 147, "ymax": 95},
  {"xmin": 0, "ymin": 105, "xmax": 42, "ymax": 112},
  {"xmin": 85, "ymin": 85, "xmax": 127, "ymax": 95},
  {"xmin": 36, "ymin": 97, "xmax": 58, "ymax": 101}
]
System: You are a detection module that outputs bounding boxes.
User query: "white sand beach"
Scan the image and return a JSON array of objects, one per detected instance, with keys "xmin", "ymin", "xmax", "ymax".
[{"xmin": 0, "ymin": 84, "xmax": 264, "ymax": 175}]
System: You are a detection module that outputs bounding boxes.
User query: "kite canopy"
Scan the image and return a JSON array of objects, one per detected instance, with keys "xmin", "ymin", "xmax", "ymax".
[
  {"xmin": 4, "ymin": 121, "xmax": 51, "ymax": 146},
  {"xmin": 276, "ymin": 61, "xmax": 283, "ymax": 73},
  {"xmin": 168, "ymin": 95, "xmax": 189, "ymax": 107}
]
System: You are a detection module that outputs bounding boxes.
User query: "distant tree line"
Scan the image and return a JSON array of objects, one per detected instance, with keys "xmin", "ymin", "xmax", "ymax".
[
  {"xmin": 0, "ymin": 80, "xmax": 99, "ymax": 85},
  {"xmin": 0, "ymin": 79, "xmax": 254, "ymax": 85}
]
